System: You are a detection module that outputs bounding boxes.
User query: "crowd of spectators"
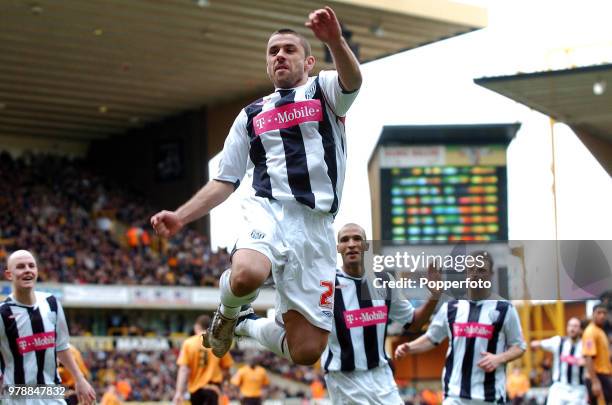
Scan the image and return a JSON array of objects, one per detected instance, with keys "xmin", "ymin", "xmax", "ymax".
[
  {"xmin": 85, "ymin": 349, "xmax": 177, "ymax": 401},
  {"xmin": 81, "ymin": 346, "xmax": 308, "ymax": 402},
  {"xmin": 231, "ymin": 347, "xmax": 319, "ymax": 385},
  {"xmin": 82, "ymin": 343, "xmax": 456, "ymax": 404},
  {"xmin": 0, "ymin": 151, "xmax": 230, "ymax": 286}
]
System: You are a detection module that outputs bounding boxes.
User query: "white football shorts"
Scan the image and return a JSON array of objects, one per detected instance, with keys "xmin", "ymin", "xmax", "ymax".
[
  {"xmin": 234, "ymin": 195, "xmax": 336, "ymax": 331},
  {"xmin": 546, "ymin": 382, "xmax": 588, "ymax": 405},
  {"xmin": 324, "ymin": 364, "xmax": 403, "ymax": 405},
  {"xmin": 442, "ymin": 398, "xmax": 492, "ymax": 405}
]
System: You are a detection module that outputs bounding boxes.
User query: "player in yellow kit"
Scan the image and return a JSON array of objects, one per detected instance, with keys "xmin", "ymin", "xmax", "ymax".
[
  {"xmin": 231, "ymin": 361, "xmax": 270, "ymax": 405},
  {"xmin": 173, "ymin": 315, "xmax": 233, "ymax": 405},
  {"xmin": 582, "ymin": 304, "xmax": 612, "ymax": 404}
]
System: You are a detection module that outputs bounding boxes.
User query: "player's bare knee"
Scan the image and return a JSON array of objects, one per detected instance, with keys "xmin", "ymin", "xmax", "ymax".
[
  {"xmin": 230, "ymin": 250, "xmax": 270, "ymax": 296},
  {"xmin": 230, "ymin": 268, "xmax": 257, "ymax": 296},
  {"xmin": 230, "ymin": 263, "xmax": 267, "ymax": 296}
]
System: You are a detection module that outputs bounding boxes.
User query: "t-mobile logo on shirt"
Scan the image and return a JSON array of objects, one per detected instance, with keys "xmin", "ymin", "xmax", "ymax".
[
  {"xmin": 344, "ymin": 306, "xmax": 388, "ymax": 328},
  {"xmin": 254, "ymin": 100, "xmax": 323, "ymax": 135},
  {"xmin": 16, "ymin": 331, "xmax": 56, "ymax": 354},
  {"xmin": 453, "ymin": 322, "xmax": 494, "ymax": 339},
  {"xmin": 560, "ymin": 354, "xmax": 581, "ymax": 365}
]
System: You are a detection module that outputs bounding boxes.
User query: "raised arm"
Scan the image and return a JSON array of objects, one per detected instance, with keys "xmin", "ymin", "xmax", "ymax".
[
  {"xmin": 151, "ymin": 180, "xmax": 234, "ymax": 238},
  {"xmin": 306, "ymin": 6, "xmax": 362, "ymax": 91},
  {"xmin": 176, "ymin": 180, "xmax": 235, "ymax": 224},
  {"xmin": 407, "ymin": 297, "xmax": 439, "ymax": 333},
  {"xmin": 407, "ymin": 264, "xmax": 443, "ymax": 332},
  {"xmin": 152, "ymin": 110, "xmax": 249, "ymax": 238}
]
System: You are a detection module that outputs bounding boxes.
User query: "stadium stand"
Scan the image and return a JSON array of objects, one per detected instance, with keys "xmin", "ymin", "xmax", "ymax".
[
  {"xmin": 0, "ymin": 151, "xmax": 230, "ymax": 286},
  {"xmin": 74, "ymin": 342, "xmax": 310, "ymax": 402}
]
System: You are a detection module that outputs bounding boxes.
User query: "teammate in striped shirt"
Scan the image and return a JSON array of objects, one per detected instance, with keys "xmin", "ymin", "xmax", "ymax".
[
  {"xmin": 322, "ymin": 223, "xmax": 441, "ymax": 404},
  {"xmin": 395, "ymin": 251, "xmax": 526, "ymax": 404},
  {"xmin": 1, "ymin": 250, "xmax": 96, "ymax": 405},
  {"xmin": 530, "ymin": 317, "xmax": 588, "ymax": 404},
  {"xmin": 151, "ymin": 6, "xmax": 361, "ymax": 366}
]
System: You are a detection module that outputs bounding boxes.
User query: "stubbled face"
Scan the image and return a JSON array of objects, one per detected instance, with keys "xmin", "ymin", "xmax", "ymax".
[
  {"xmin": 266, "ymin": 33, "xmax": 313, "ymax": 89},
  {"xmin": 337, "ymin": 225, "xmax": 367, "ymax": 267},
  {"xmin": 6, "ymin": 251, "xmax": 38, "ymax": 290},
  {"xmin": 566, "ymin": 318, "xmax": 581, "ymax": 339}
]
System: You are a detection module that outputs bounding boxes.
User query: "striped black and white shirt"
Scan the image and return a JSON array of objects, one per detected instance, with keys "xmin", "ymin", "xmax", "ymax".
[
  {"xmin": 0, "ymin": 291, "xmax": 69, "ymax": 386},
  {"xmin": 215, "ymin": 70, "xmax": 359, "ymax": 215},
  {"xmin": 540, "ymin": 335, "xmax": 585, "ymax": 387},
  {"xmin": 426, "ymin": 299, "xmax": 526, "ymax": 403},
  {"xmin": 322, "ymin": 270, "xmax": 415, "ymax": 372}
]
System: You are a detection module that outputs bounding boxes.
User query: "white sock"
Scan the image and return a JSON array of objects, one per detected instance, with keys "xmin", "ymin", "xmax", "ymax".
[
  {"xmin": 219, "ymin": 269, "xmax": 258, "ymax": 319},
  {"xmin": 243, "ymin": 317, "xmax": 292, "ymax": 362}
]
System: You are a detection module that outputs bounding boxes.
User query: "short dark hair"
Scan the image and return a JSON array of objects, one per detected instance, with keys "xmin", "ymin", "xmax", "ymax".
[
  {"xmin": 270, "ymin": 28, "xmax": 312, "ymax": 57},
  {"xmin": 594, "ymin": 303, "xmax": 608, "ymax": 312},
  {"xmin": 195, "ymin": 315, "xmax": 210, "ymax": 330}
]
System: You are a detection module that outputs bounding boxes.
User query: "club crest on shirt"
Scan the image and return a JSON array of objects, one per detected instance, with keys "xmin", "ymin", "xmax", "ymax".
[{"xmin": 250, "ymin": 230, "xmax": 266, "ymax": 240}]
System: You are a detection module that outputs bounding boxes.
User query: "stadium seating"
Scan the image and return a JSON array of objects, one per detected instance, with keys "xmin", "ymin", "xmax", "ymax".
[
  {"xmin": 0, "ymin": 151, "xmax": 230, "ymax": 286},
  {"xmin": 76, "ymin": 343, "xmax": 309, "ymax": 401}
]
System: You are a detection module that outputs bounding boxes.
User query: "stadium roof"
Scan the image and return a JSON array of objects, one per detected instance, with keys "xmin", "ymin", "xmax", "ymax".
[
  {"xmin": 375, "ymin": 123, "xmax": 520, "ymax": 147},
  {"xmin": 0, "ymin": 0, "xmax": 486, "ymax": 142},
  {"xmin": 475, "ymin": 63, "xmax": 612, "ymax": 175}
]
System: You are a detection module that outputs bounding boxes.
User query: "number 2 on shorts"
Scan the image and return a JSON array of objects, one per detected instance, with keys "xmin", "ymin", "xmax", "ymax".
[{"xmin": 319, "ymin": 280, "xmax": 334, "ymax": 309}]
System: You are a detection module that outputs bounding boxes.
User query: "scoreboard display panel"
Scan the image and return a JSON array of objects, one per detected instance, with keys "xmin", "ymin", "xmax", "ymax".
[{"xmin": 379, "ymin": 145, "xmax": 508, "ymax": 243}]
